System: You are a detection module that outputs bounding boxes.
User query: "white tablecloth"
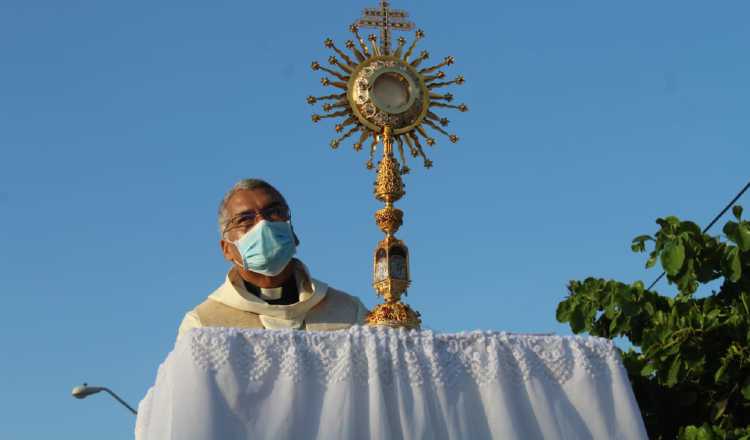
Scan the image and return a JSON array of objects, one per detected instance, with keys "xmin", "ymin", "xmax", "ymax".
[{"xmin": 136, "ymin": 326, "xmax": 647, "ymax": 439}]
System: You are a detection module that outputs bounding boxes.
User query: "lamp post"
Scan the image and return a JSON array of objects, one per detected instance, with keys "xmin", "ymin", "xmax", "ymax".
[{"xmin": 71, "ymin": 383, "xmax": 137, "ymax": 415}]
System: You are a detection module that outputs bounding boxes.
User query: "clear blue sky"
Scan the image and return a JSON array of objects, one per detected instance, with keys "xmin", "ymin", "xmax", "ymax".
[{"xmin": 1, "ymin": 0, "xmax": 748, "ymax": 438}]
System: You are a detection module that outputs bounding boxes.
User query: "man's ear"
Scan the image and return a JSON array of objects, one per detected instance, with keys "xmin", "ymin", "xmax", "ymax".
[
  {"xmin": 290, "ymin": 223, "xmax": 300, "ymax": 247},
  {"xmin": 220, "ymin": 239, "xmax": 235, "ymax": 262}
]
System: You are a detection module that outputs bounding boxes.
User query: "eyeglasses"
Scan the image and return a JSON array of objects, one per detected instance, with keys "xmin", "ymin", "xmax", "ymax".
[{"xmin": 223, "ymin": 203, "xmax": 291, "ymax": 235}]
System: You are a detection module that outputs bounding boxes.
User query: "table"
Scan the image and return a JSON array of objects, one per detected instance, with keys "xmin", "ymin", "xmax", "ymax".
[{"xmin": 136, "ymin": 326, "xmax": 647, "ymax": 439}]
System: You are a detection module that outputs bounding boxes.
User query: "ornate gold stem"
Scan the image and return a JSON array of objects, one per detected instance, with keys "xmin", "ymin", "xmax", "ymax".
[{"xmin": 365, "ymin": 126, "xmax": 421, "ymax": 329}]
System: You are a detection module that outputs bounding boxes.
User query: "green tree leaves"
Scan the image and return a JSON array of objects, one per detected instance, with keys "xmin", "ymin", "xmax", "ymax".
[
  {"xmin": 662, "ymin": 241, "xmax": 686, "ymax": 276},
  {"xmin": 725, "ymin": 247, "xmax": 742, "ymax": 283},
  {"xmin": 738, "ymin": 224, "xmax": 750, "ymax": 252},
  {"xmin": 666, "ymin": 355, "xmax": 682, "ymax": 387},
  {"xmin": 733, "ymin": 205, "xmax": 743, "ymax": 221},
  {"xmin": 681, "ymin": 424, "xmax": 717, "ymax": 440},
  {"xmin": 557, "ymin": 207, "xmax": 750, "ymax": 439},
  {"xmin": 742, "ymin": 382, "xmax": 750, "ymax": 401}
]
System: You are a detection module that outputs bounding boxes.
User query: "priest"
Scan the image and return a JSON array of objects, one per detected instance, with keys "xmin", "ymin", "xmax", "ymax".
[{"xmin": 178, "ymin": 179, "xmax": 368, "ymax": 336}]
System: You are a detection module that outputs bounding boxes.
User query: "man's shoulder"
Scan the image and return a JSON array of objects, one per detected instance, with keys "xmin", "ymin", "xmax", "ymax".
[
  {"xmin": 193, "ymin": 297, "xmax": 227, "ymax": 315},
  {"xmin": 179, "ymin": 298, "xmax": 225, "ymax": 329}
]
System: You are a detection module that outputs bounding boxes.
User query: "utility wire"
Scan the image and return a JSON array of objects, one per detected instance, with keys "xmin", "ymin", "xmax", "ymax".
[{"xmin": 647, "ymin": 179, "xmax": 750, "ymax": 291}]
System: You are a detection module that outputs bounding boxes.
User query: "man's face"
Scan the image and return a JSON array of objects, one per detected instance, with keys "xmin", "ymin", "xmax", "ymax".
[{"xmin": 220, "ymin": 188, "xmax": 289, "ymax": 263}]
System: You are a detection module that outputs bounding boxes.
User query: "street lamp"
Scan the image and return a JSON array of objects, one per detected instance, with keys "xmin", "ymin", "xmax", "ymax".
[{"xmin": 71, "ymin": 383, "xmax": 138, "ymax": 415}]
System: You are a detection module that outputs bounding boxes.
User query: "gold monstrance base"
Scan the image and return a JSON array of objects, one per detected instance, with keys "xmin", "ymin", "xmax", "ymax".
[
  {"xmin": 307, "ymin": 0, "xmax": 468, "ymax": 329},
  {"xmin": 366, "ymin": 126, "xmax": 421, "ymax": 329}
]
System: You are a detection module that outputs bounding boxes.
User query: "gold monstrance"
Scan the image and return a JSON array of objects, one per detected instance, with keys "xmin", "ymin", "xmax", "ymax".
[{"xmin": 307, "ymin": 0, "xmax": 468, "ymax": 329}]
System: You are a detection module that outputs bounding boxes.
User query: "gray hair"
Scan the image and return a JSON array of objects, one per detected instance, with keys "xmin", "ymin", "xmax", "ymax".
[{"xmin": 217, "ymin": 178, "xmax": 285, "ymax": 236}]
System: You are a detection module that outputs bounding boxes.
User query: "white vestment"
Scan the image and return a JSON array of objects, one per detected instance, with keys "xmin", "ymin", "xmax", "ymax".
[{"xmin": 178, "ymin": 260, "xmax": 368, "ymax": 337}]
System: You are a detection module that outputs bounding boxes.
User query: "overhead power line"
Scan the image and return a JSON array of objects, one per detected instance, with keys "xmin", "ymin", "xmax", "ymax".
[{"xmin": 647, "ymin": 179, "xmax": 750, "ymax": 291}]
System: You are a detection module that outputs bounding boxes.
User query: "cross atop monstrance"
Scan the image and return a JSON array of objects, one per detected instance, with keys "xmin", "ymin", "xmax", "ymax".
[
  {"xmin": 307, "ymin": 0, "xmax": 468, "ymax": 328},
  {"xmin": 355, "ymin": 0, "xmax": 414, "ymax": 55}
]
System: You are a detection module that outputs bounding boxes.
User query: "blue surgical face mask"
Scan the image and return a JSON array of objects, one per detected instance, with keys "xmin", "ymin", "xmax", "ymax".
[{"xmin": 232, "ymin": 220, "xmax": 297, "ymax": 276}]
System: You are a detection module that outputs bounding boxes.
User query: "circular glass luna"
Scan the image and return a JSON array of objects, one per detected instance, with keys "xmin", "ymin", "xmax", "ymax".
[{"xmin": 370, "ymin": 70, "xmax": 415, "ymax": 114}]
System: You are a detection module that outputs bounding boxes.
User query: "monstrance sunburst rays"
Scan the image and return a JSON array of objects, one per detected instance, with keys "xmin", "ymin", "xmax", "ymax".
[{"xmin": 307, "ymin": 1, "xmax": 468, "ymax": 174}]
